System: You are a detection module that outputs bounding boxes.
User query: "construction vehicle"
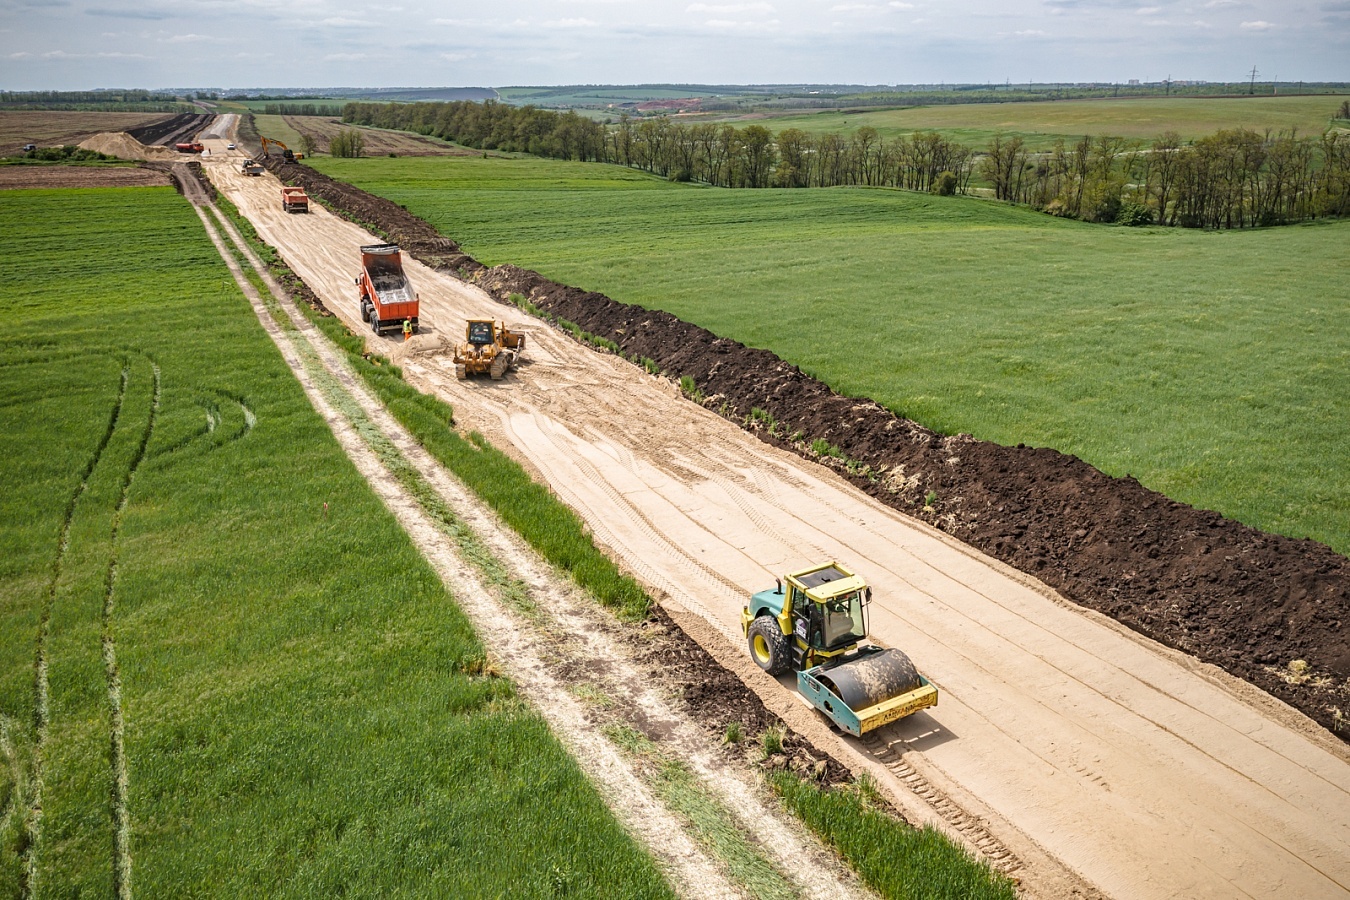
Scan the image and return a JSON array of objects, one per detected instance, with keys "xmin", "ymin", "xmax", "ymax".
[
  {"xmin": 240, "ymin": 159, "xmax": 264, "ymax": 176},
  {"xmin": 175, "ymin": 142, "xmax": 204, "ymax": 153},
  {"xmin": 453, "ymin": 320, "xmax": 526, "ymax": 380},
  {"xmin": 281, "ymin": 186, "xmax": 309, "ymax": 213},
  {"xmin": 743, "ymin": 561, "xmax": 937, "ymax": 736},
  {"xmin": 258, "ymin": 136, "xmax": 302, "ymax": 162},
  {"xmin": 355, "ymin": 244, "xmax": 418, "ymax": 336}
]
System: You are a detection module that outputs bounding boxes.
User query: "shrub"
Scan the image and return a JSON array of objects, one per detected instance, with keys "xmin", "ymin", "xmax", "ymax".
[{"xmin": 1116, "ymin": 200, "xmax": 1154, "ymax": 227}]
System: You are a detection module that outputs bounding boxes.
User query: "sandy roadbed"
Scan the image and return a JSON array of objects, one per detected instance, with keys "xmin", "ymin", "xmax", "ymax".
[{"xmin": 201, "ymin": 134, "xmax": 1350, "ymax": 899}]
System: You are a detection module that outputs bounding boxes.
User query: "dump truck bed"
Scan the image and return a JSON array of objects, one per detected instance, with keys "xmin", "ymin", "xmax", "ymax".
[{"xmin": 358, "ymin": 244, "xmax": 419, "ymax": 333}]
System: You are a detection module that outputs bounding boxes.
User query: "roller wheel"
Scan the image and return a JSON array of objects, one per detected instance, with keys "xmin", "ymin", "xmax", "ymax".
[{"xmin": 748, "ymin": 616, "xmax": 791, "ymax": 676}]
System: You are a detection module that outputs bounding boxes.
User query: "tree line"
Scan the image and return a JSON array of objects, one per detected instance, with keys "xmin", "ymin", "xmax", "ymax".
[
  {"xmin": 342, "ymin": 99, "xmax": 1350, "ymax": 227},
  {"xmin": 985, "ymin": 130, "xmax": 1350, "ymax": 226}
]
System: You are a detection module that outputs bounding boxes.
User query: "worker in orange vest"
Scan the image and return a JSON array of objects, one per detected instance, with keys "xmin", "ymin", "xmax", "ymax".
[{"xmin": 403, "ymin": 318, "xmax": 413, "ymax": 341}]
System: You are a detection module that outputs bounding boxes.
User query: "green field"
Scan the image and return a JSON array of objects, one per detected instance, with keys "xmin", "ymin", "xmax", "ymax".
[
  {"xmin": 706, "ymin": 95, "xmax": 1350, "ymax": 150},
  {"xmin": 251, "ymin": 113, "xmax": 307, "ymax": 148},
  {"xmin": 308, "ymin": 154, "xmax": 1350, "ymax": 557},
  {"xmin": 0, "ymin": 186, "xmax": 671, "ymax": 897}
]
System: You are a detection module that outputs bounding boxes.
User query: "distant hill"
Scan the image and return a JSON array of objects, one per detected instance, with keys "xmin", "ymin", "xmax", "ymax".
[{"xmin": 345, "ymin": 87, "xmax": 498, "ymax": 102}]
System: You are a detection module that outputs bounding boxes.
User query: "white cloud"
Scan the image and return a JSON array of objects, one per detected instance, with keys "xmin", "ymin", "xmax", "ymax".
[
  {"xmin": 320, "ymin": 17, "xmax": 372, "ymax": 27},
  {"xmin": 686, "ymin": 2, "xmax": 774, "ymax": 12},
  {"xmin": 1137, "ymin": 6, "xmax": 1162, "ymax": 14},
  {"xmin": 702, "ymin": 17, "xmax": 780, "ymax": 29},
  {"xmin": 830, "ymin": 2, "xmax": 882, "ymax": 10},
  {"xmin": 1239, "ymin": 19, "xmax": 1274, "ymax": 28},
  {"xmin": 1014, "ymin": 28, "xmax": 1048, "ymax": 35}
]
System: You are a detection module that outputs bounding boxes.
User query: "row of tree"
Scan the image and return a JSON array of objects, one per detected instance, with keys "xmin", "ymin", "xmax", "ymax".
[
  {"xmin": 341, "ymin": 100, "xmax": 1350, "ymax": 227},
  {"xmin": 986, "ymin": 130, "xmax": 1350, "ymax": 226}
]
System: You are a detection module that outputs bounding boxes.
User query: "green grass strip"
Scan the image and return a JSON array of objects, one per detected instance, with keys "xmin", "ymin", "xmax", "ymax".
[
  {"xmin": 604, "ymin": 724, "xmax": 798, "ymax": 900},
  {"xmin": 770, "ymin": 772, "xmax": 1018, "ymax": 900}
]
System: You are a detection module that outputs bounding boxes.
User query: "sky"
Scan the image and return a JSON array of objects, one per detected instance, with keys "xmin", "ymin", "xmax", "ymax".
[{"xmin": 0, "ymin": 0, "xmax": 1346, "ymax": 92}]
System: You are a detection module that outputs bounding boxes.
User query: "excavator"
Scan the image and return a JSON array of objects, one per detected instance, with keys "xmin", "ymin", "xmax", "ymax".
[
  {"xmin": 258, "ymin": 135, "xmax": 303, "ymax": 162},
  {"xmin": 743, "ymin": 560, "xmax": 937, "ymax": 736}
]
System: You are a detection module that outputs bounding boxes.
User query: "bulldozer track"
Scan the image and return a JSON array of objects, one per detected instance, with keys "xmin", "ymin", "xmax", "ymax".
[{"xmin": 861, "ymin": 733, "xmax": 1024, "ymax": 878}]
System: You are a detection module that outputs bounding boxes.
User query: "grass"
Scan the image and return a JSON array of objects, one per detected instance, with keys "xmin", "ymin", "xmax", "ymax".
[
  {"xmin": 252, "ymin": 113, "xmax": 307, "ymax": 150},
  {"xmin": 707, "ymin": 94, "xmax": 1350, "ymax": 151},
  {"xmin": 307, "ymin": 154, "xmax": 1350, "ymax": 556},
  {"xmin": 0, "ymin": 186, "xmax": 673, "ymax": 897},
  {"xmin": 771, "ymin": 772, "xmax": 1018, "ymax": 900}
]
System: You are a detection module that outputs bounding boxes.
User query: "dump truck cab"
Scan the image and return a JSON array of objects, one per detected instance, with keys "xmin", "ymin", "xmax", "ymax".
[{"xmin": 744, "ymin": 560, "xmax": 938, "ymax": 736}]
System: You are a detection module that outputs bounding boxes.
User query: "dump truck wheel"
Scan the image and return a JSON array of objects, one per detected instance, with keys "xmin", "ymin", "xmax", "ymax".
[
  {"xmin": 370, "ymin": 314, "xmax": 380, "ymax": 335},
  {"xmin": 748, "ymin": 616, "xmax": 790, "ymax": 676}
]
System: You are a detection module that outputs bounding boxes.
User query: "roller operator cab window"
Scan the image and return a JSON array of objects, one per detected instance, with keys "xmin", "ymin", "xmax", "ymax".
[{"xmin": 819, "ymin": 590, "xmax": 866, "ymax": 649}]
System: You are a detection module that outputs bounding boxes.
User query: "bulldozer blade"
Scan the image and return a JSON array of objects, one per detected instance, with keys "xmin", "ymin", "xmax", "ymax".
[{"xmin": 798, "ymin": 648, "xmax": 937, "ymax": 736}]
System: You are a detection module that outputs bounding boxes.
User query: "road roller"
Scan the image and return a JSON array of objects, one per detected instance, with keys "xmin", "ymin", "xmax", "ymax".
[{"xmin": 742, "ymin": 561, "xmax": 937, "ymax": 736}]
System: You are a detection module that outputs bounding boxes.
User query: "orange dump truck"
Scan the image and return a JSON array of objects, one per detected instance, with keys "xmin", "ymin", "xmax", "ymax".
[
  {"xmin": 281, "ymin": 186, "xmax": 309, "ymax": 213},
  {"xmin": 354, "ymin": 244, "xmax": 418, "ymax": 336},
  {"xmin": 175, "ymin": 142, "xmax": 204, "ymax": 153}
]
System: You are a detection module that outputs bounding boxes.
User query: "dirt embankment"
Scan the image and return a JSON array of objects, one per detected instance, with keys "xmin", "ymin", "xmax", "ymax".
[{"xmin": 268, "ymin": 158, "xmax": 1350, "ymax": 739}]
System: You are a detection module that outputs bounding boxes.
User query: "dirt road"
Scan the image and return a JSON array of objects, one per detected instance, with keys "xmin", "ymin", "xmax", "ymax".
[{"xmin": 200, "ymin": 127, "xmax": 1350, "ymax": 899}]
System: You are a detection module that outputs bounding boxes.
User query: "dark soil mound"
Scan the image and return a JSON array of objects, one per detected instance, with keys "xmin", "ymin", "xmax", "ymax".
[
  {"xmin": 271, "ymin": 159, "xmax": 1350, "ymax": 739},
  {"xmin": 128, "ymin": 113, "xmax": 214, "ymax": 148}
]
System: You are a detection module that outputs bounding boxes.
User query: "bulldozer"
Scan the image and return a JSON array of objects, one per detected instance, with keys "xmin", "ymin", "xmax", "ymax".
[
  {"xmin": 743, "ymin": 561, "xmax": 937, "ymax": 736},
  {"xmin": 453, "ymin": 320, "xmax": 525, "ymax": 380}
]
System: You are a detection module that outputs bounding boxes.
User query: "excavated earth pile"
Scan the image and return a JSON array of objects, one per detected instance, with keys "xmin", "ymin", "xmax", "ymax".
[
  {"xmin": 269, "ymin": 159, "xmax": 1350, "ymax": 739},
  {"xmin": 127, "ymin": 113, "xmax": 214, "ymax": 148}
]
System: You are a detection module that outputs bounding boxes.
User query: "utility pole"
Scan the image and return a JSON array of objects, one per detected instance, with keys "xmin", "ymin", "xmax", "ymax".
[
  {"xmin": 1165, "ymin": 74, "xmax": 1172, "ymax": 96},
  {"xmin": 1249, "ymin": 65, "xmax": 1258, "ymax": 95}
]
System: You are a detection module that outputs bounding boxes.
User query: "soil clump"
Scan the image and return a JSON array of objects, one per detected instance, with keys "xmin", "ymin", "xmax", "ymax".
[{"xmin": 269, "ymin": 158, "xmax": 1350, "ymax": 739}]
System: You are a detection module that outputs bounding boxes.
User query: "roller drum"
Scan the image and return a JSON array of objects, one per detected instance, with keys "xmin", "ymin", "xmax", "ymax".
[{"xmin": 818, "ymin": 649, "xmax": 923, "ymax": 712}]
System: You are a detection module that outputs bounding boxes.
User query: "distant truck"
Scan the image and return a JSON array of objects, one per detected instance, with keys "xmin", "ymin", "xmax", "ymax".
[
  {"xmin": 281, "ymin": 186, "xmax": 309, "ymax": 213},
  {"xmin": 175, "ymin": 142, "xmax": 204, "ymax": 153},
  {"xmin": 240, "ymin": 159, "xmax": 264, "ymax": 176},
  {"xmin": 355, "ymin": 244, "xmax": 418, "ymax": 336}
]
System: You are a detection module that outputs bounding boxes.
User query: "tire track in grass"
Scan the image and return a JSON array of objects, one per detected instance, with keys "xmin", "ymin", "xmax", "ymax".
[
  {"xmin": 25, "ymin": 361, "xmax": 127, "ymax": 900},
  {"xmin": 99, "ymin": 361, "xmax": 160, "ymax": 900}
]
